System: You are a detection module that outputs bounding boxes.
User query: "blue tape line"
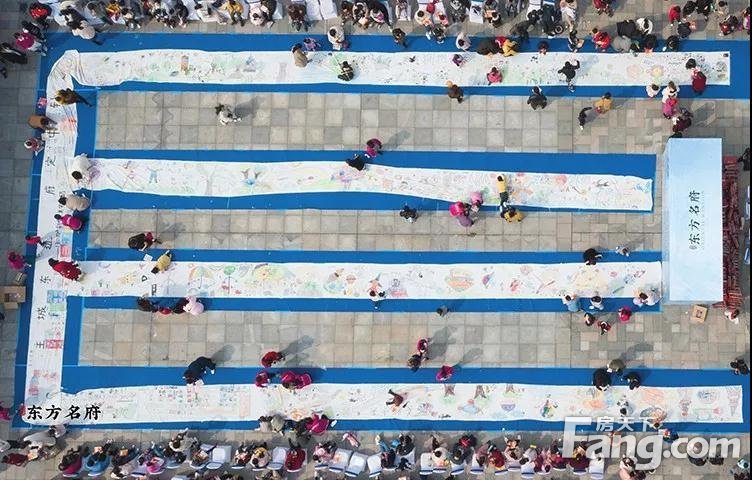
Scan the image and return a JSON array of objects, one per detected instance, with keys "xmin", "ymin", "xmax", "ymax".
[
  {"xmin": 38, "ymin": 33, "xmax": 750, "ymax": 99},
  {"xmin": 82, "ymin": 296, "xmax": 660, "ymax": 313},
  {"xmin": 63, "ymin": 297, "xmax": 84, "ymax": 367},
  {"xmin": 20, "ymin": 419, "xmax": 747, "ymax": 434},
  {"xmin": 83, "ymin": 248, "xmax": 662, "ymax": 263}
]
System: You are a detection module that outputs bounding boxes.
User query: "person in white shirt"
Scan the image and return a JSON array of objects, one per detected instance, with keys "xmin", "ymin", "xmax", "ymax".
[
  {"xmin": 70, "ymin": 153, "xmax": 91, "ymax": 183},
  {"xmin": 455, "ymin": 31, "xmax": 471, "ymax": 51}
]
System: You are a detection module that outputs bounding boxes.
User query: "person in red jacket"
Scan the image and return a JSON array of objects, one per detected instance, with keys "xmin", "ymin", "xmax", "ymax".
[
  {"xmin": 590, "ymin": 28, "xmax": 611, "ymax": 51},
  {"xmin": 260, "ymin": 351, "xmax": 286, "ymax": 368},
  {"xmin": 691, "ymin": 68, "xmax": 707, "ymax": 94},
  {"xmin": 592, "ymin": 0, "xmax": 613, "ymax": 16},
  {"xmin": 2, "ymin": 453, "xmax": 28, "ymax": 467},
  {"xmin": 255, "ymin": 370, "xmax": 273, "ymax": 388},
  {"xmin": 436, "ymin": 365, "xmax": 455, "ymax": 382},
  {"xmin": 48, "ymin": 258, "xmax": 83, "ymax": 281},
  {"xmin": 284, "ymin": 440, "xmax": 306, "ymax": 470},
  {"xmin": 668, "ymin": 4, "xmax": 682, "ymax": 25},
  {"xmin": 28, "ymin": 2, "xmax": 52, "ymax": 27},
  {"xmin": 304, "ymin": 413, "xmax": 336, "ymax": 435},
  {"xmin": 54, "ymin": 213, "xmax": 85, "ymax": 231}
]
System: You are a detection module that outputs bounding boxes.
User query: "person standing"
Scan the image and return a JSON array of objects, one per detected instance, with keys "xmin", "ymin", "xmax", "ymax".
[
  {"xmin": 69, "ymin": 20, "xmax": 104, "ymax": 45},
  {"xmin": 261, "ymin": 351, "xmax": 286, "ymax": 368},
  {"xmin": 327, "ymin": 25, "xmax": 349, "ymax": 50},
  {"xmin": 183, "ymin": 356, "xmax": 216, "ymax": 384},
  {"xmin": 436, "ymin": 365, "xmax": 454, "ymax": 382},
  {"xmin": 691, "ymin": 68, "xmax": 707, "ymax": 94},
  {"xmin": 6, "ymin": 252, "xmax": 30, "ymax": 271},
  {"xmin": 730, "ymin": 358, "xmax": 750, "ymax": 375},
  {"xmin": 392, "ymin": 28, "xmax": 408, "ymax": 48},
  {"xmin": 558, "ymin": 60, "xmax": 580, "ymax": 92},
  {"xmin": 446, "ymin": 81, "xmax": 465, "ymax": 104},
  {"xmin": 589, "ymin": 295, "xmax": 604, "ymax": 310},
  {"xmin": 13, "ymin": 31, "xmax": 46, "ymax": 55},
  {"xmin": 646, "ymin": 84, "xmax": 661, "ymax": 98},
  {"xmin": 399, "ymin": 205, "xmax": 418, "ymax": 223},
  {"xmin": 562, "ymin": 294, "xmax": 581, "ymax": 312},
  {"xmin": 607, "ymin": 358, "xmax": 626, "ymax": 376},
  {"xmin": 365, "ymin": 138, "xmax": 382, "ymax": 158},
  {"xmin": 527, "ymin": 86, "xmax": 547, "ymax": 110},
  {"xmin": 567, "ymin": 30, "xmax": 584, "ymax": 52},
  {"xmin": 590, "ymin": 28, "xmax": 611, "ymax": 51}
]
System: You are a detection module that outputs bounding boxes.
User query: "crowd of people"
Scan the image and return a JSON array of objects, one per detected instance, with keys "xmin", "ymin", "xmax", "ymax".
[{"xmin": 3, "ymin": 419, "xmax": 750, "ymax": 479}]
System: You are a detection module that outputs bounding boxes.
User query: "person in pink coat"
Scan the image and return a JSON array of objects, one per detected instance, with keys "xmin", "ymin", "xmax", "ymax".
[
  {"xmin": 54, "ymin": 213, "xmax": 84, "ymax": 231},
  {"xmin": 305, "ymin": 413, "xmax": 336, "ymax": 435},
  {"xmin": 183, "ymin": 296, "xmax": 204, "ymax": 315},
  {"xmin": 662, "ymin": 97, "xmax": 678, "ymax": 118}
]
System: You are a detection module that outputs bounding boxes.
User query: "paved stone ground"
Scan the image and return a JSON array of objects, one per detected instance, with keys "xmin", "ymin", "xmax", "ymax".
[{"xmin": 1, "ymin": 0, "xmax": 750, "ymax": 477}]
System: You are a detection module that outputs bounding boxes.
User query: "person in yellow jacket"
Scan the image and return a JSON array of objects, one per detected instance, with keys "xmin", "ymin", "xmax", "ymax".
[
  {"xmin": 496, "ymin": 175, "xmax": 525, "ymax": 222},
  {"xmin": 151, "ymin": 250, "xmax": 173, "ymax": 274},
  {"xmin": 594, "ymin": 92, "xmax": 613, "ymax": 114},
  {"xmin": 223, "ymin": 0, "xmax": 245, "ymax": 25},
  {"xmin": 501, "ymin": 38, "xmax": 519, "ymax": 57}
]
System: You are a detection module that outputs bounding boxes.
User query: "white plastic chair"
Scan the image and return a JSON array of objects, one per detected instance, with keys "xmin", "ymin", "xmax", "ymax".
[
  {"xmin": 470, "ymin": 455, "xmax": 484, "ymax": 476},
  {"xmin": 419, "ymin": 452, "xmax": 434, "ymax": 476},
  {"xmin": 268, "ymin": 447, "xmax": 289, "ymax": 471},
  {"xmin": 519, "ymin": 460, "xmax": 535, "ymax": 479},
  {"xmin": 396, "ymin": 448, "xmax": 415, "ymax": 470},
  {"xmin": 286, "ymin": 450, "xmax": 307, "ymax": 473},
  {"xmin": 506, "ymin": 458, "xmax": 521, "ymax": 472},
  {"xmin": 588, "ymin": 457, "xmax": 605, "ymax": 480},
  {"xmin": 493, "ymin": 465, "xmax": 508, "ymax": 476},
  {"xmin": 206, "ymin": 445, "xmax": 232, "ymax": 470},
  {"xmin": 314, "ymin": 459, "xmax": 330, "ymax": 472},
  {"xmin": 367, "ymin": 453, "xmax": 383, "ymax": 478},
  {"xmin": 129, "ymin": 463, "xmax": 147, "ymax": 478},
  {"xmin": 345, "ymin": 452, "xmax": 368, "ymax": 477},
  {"xmin": 329, "ymin": 449, "xmax": 353, "ymax": 474},
  {"xmin": 451, "ymin": 460, "xmax": 467, "ymax": 476}
]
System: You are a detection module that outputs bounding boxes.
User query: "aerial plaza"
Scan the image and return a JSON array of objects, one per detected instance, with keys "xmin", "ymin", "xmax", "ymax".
[{"xmin": 0, "ymin": 0, "xmax": 749, "ymax": 478}]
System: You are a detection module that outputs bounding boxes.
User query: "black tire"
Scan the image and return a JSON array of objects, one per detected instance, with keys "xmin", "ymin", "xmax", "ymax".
[{"xmin": 553, "ymin": 24, "xmax": 565, "ymax": 35}]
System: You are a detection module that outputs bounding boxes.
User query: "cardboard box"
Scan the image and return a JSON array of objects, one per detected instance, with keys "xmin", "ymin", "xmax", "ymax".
[
  {"xmin": 2, "ymin": 286, "xmax": 26, "ymax": 310},
  {"xmin": 691, "ymin": 304, "xmax": 708, "ymax": 323}
]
